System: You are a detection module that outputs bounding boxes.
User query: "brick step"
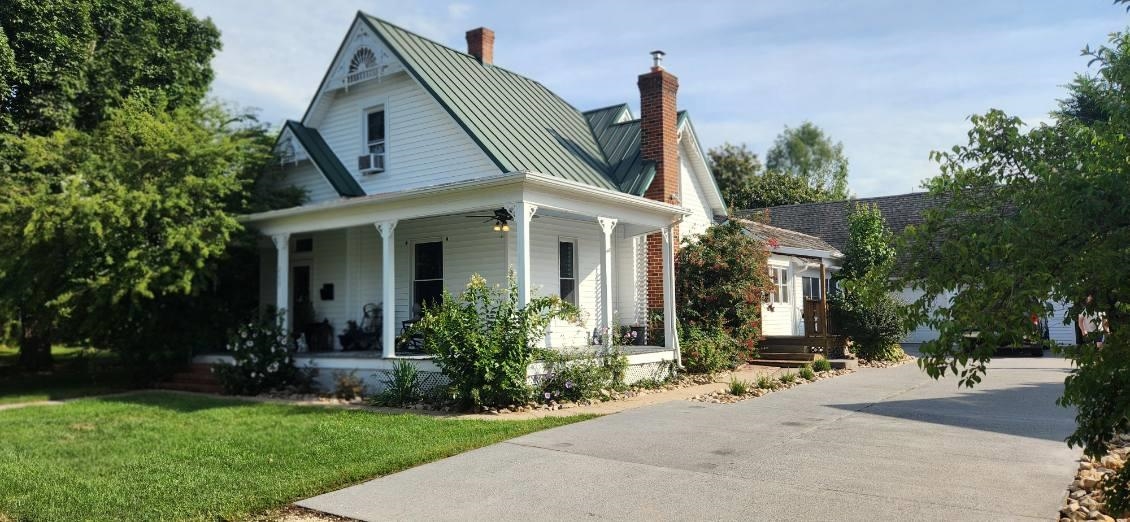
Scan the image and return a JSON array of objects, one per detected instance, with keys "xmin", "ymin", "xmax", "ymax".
[
  {"xmin": 158, "ymin": 381, "xmax": 224, "ymax": 394},
  {"xmin": 167, "ymin": 374, "xmax": 219, "ymax": 386},
  {"xmin": 757, "ymin": 352, "xmax": 825, "ymax": 362}
]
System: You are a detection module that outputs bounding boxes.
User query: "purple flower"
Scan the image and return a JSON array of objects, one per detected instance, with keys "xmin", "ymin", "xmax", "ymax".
[
  {"xmin": 565, "ymin": 381, "xmax": 574, "ymax": 389},
  {"xmin": 544, "ymin": 392, "xmax": 552, "ymax": 399}
]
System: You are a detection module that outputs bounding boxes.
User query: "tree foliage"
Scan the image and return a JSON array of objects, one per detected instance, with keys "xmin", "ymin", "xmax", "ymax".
[
  {"xmin": 830, "ymin": 204, "xmax": 906, "ymax": 360},
  {"xmin": 0, "ymin": 0, "xmax": 221, "ymax": 135},
  {"xmin": 676, "ymin": 220, "xmax": 771, "ymax": 354},
  {"xmin": 899, "ymin": 28, "xmax": 1130, "ymax": 475},
  {"xmin": 0, "ymin": 99, "xmax": 282, "ymax": 373},
  {"xmin": 766, "ymin": 121, "xmax": 851, "ymax": 200},
  {"xmin": 707, "ymin": 142, "xmax": 764, "ymax": 205}
]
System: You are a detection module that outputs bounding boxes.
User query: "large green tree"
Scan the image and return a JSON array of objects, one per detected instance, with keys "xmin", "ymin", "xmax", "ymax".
[
  {"xmin": 708, "ymin": 142, "xmax": 837, "ymax": 209},
  {"xmin": 900, "ymin": 28, "xmax": 1130, "ymax": 509},
  {"xmin": 0, "ymin": 100, "xmax": 278, "ymax": 371},
  {"xmin": 765, "ymin": 121, "xmax": 851, "ymax": 200},
  {"xmin": 0, "ymin": 0, "xmax": 220, "ymax": 135}
]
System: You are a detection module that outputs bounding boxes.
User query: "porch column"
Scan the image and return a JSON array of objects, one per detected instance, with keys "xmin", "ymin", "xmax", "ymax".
[
  {"xmin": 376, "ymin": 221, "xmax": 397, "ymax": 358},
  {"xmin": 271, "ymin": 233, "xmax": 291, "ymax": 333},
  {"xmin": 509, "ymin": 202, "xmax": 538, "ymax": 306},
  {"xmin": 598, "ymin": 217, "xmax": 618, "ymax": 346},
  {"xmin": 661, "ymin": 225, "xmax": 680, "ymax": 365}
]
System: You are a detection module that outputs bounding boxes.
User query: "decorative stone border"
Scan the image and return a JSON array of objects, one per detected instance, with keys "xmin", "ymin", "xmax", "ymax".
[
  {"xmin": 689, "ymin": 369, "xmax": 855, "ymax": 404},
  {"xmin": 1060, "ymin": 435, "xmax": 1129, "ymax": 522}
]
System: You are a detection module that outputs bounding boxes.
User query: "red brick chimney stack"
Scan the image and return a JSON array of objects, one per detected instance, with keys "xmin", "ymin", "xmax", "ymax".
[
  {"xmin": 466, "ymin": 27, "xmax": 494, "ymax": 64},
  {"xmin": 638, "ymin": 50, "xmax": 680, "ymax": 317}
]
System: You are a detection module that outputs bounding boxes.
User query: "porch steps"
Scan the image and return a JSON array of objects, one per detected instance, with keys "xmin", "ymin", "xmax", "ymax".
[{"xmin": 160, "ymin": 363, "xmax": 224, "ymax": 394}]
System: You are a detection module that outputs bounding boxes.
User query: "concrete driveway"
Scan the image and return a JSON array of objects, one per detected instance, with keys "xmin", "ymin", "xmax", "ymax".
[{"xmin": 300, "ymin": 354, "xmax": 1077, "ymax": 521}]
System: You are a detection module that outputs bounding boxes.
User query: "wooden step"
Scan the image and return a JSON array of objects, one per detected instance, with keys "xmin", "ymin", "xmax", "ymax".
[
  {"xmin": 753, "ymin": 359, "xmax": 819, "ymax": 368},
  {"xmin": 757, "ymin": 352, "xmax": 825, "ymax": 362},
  {"xmin": 755, "ymin": 345, "xmax": 812, "ymax": 354}
]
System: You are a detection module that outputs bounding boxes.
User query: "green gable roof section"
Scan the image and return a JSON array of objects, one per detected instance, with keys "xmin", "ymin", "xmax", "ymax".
[
  {"xmin": 360, "ymin": 14, "xmax": 618, "ymax": 191},
  {"xmin": 284, "ymin": 120, "xmax": 366, "ymax": 198}
]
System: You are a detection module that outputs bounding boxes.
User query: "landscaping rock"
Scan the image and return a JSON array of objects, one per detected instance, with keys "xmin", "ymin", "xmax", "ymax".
[{"xmin": 1061, "ymin": 436, "xmax": 1130, "ymax": 521}]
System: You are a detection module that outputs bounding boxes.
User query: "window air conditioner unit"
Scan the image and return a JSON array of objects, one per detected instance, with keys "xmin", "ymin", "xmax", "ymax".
[{"xmin": 358, "ymin": 153, "xmax": 385, "ymax": 174}]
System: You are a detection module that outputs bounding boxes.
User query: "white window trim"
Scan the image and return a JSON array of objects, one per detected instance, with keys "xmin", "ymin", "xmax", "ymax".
[
  {"xmin": 558, "ymin": 236, "xmax": 578, "ymax": 305},
  {"xmin": 361, "ymin": 99, "xmax": 389, "ymax": 174},
  {"xmin": 769, "ymin": 265, "xmax": 790, "ymax": 304},
  {"xmin": 802, "ymin": 275, "xmax": 821, "ymax": 300}
]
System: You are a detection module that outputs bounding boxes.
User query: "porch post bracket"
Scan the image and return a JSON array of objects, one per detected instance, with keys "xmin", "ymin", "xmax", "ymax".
[
  {"xmin": 271, "ymin": 233, "xmax": 291, "ymax": 334},
  {"xmin": 597, "ymin": 217, "xmax": 618, "ymax": 235},
  {"xmin": 375, "ymin": 220, "xmax": 398, "ymax": 359}
]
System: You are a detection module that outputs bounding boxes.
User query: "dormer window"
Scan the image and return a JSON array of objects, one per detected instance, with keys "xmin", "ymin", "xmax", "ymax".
[{"xmin": 359, "ymin": 106, "xmax": 386, "ymax": 174}]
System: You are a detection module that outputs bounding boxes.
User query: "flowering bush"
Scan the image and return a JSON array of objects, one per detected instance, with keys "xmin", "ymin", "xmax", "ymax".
[
  {"xmin": 213, "ymin": 310, "xmax": 306, "ymax": 395},
  {"xmin": 537, "ymin": 349, "xmax": 627, "ymax": 403},
  {"xmin": 676, "ymin": 220, "xmax": 770, "ymax": 354}
]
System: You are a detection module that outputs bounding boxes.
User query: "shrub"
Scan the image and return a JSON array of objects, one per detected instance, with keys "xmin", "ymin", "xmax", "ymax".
[
  {"xmin": 213, "ymin": 310, "xmax": 307, "ymax": 395},
  {"xmin": 779, "ymin": 372, "xmax": 797, "ymax": 385},
  {"xmin": 756, "ymin": 374, "xmax": 777, "ymax": 390},
  {"xmin": 727, "ymin": 377, "xmax": 750, "ymax": 396},
  {"xmin": 633, "ymin": 377, "xmax": 667, "ymax": 390},
  {"xmin": 676, "ymin": 220, "xmax": 771, "ymax": 351},
  {"xmin": 410, "ymin": 273, "xmax": 577, "ymax": 410},
  {"xmin": 331, "ymin": 370, "xmax": 366, "ymax": 399},
  {"xmin": 370, "ymin": 360, "xmax": 420, "ymax": 407},
  {"xmin": 537, "ymin": 349, "xmax": 625, "ymax": 403},
  {"xmin": 828, "ymin": 289, "xmax": 907, "ymax": 361},
  {"xmin": 812, "ymin": 358, "xmax": 833, "ymax": 372},
  {"xmin": 798, "ymin": 365, "xmax": 816, "ymax": 381},
  {"xmin": 680, "ymin": 325, "xmax": 740, "ymax": 374}
]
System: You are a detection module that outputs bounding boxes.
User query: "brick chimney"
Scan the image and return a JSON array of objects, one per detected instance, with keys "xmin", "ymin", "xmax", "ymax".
[
  {"xmin": 638, "ymin": 50, "xmax": 680, "ymax": 318},
  {"xmin": 466, "ymin": 27, "xmax": 494, "ymax": 64}
]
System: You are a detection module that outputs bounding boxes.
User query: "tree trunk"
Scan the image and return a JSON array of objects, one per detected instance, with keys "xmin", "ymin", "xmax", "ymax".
[{"xmin": 17, "ymin": 314, "xmax": 53, "ymax": 371}]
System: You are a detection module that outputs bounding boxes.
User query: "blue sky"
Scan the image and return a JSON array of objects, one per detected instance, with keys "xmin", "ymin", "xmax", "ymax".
[{"xmin": 180, "ymin": 0, "xmax": 1124, "ymax": 197}]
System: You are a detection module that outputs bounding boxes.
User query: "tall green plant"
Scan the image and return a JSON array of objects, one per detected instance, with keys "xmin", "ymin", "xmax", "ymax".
[
  {"xmin": 411, "ymin": 273, "xmax": 578, "ymax": 410},
  {"xmin": 676, "ymin": 220, "xmax": 771, "ymax": 355}
]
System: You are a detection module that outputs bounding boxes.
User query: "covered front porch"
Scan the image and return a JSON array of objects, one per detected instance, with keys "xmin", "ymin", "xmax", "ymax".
[{"xmin": 245, "ymin": 172, "xmax": 687, "ymax": 362}]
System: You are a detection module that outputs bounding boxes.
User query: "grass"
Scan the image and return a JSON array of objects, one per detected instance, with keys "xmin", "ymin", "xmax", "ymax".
[
  {"xmin": 0, "ymin": 392, "xmax": 593, "ymax": 521},
  {"xmin": 778, "ymin": 372, "xmax": 797, "ymax": 385},
  {"xmin": 812, "ymin": 358, "xmax": 833, "ymax": 372},
  {"xmin": 755, "ymin": 374, "xmax": 777, "ymax": 390},
  {"xmin": 0, "ymin": 345, "xmax": 128, "ymax": 405},
  {"xmin": 798, "ymin": 365, "xmax": 816, "ymax": 381},
  {"xmin": 726, "ymin": 377, "xmax": 750, "ymax": 396}
]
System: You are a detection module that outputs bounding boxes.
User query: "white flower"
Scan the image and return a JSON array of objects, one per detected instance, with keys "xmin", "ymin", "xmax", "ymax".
[
  {"xmin": 245, "ymin": 340, "xmax": 253, "ymax": 348},
  {"xmin": 267, "ymin": 362, "xmax": 279, "ymax": 373}
]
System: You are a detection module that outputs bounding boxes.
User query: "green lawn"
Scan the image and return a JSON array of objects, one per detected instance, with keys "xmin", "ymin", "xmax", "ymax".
[
  {"xmin": 0, "ymin": 392, "xmax": 592, "ymax": 521},
  {"xmin": 0, "ymin": 345, "xmax": 128, "ymax": 405}
]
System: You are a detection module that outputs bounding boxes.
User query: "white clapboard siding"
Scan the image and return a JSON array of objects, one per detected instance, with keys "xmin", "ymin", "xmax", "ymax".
[
  {"xmin": 613, "ymin": 231, "xmax": 644, "ymax": 326},
  {"xmin": 274, "ymin": 161, "xmax": 340, "ymax": 205},
  {"xmin": 1048, "ymin": 300, "xmax": 1077, "ymax": 345},
  {"xmin": 306, "ymin": 72, "xmax": 499, "ymax": 195},
  {"xmin": 679, "ymin": 143, "xmax": 714, "ymax": 241}
]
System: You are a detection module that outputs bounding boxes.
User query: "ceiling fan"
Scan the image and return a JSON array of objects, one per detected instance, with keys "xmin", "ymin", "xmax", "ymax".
[{"xmin": 464, "ymin": 207, "xmax": 536, "ymax": 232}]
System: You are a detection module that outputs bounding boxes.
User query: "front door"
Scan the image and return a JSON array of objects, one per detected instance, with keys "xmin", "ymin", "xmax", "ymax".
[{"xmin": 292, "ymin": 264, "xmax": 312, "ymax": 327}]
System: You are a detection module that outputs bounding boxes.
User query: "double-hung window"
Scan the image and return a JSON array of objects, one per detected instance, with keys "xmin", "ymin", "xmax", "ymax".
[
  {"xmin": 413, "ymin": 241, "xmax": 443, "ymax": 313},
  {"xmin": 769, "ymin": 266, "xmax": 789, "ymax": 304},
  {"xmin": 559, "ymin": 240, "xmax": 577, "ymax": 305},
  {"xmin": 359, "ymin": 107, "xmax": 386, "ymax": 173}
]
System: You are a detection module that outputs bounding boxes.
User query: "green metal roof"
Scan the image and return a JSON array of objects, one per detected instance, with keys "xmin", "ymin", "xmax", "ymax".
[
  {"xmin": 362, "ymin": 14, "xmax": 618, "ymax": 191},
  {"xmin": 285, "ymin": 120, "xmax": 365, "ymax": 197},
  {"xmin": 583, "ymin": 105, "xmax": 694, "ymax": 197}
]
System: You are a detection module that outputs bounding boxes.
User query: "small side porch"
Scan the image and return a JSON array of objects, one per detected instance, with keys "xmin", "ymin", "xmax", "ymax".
[{"xmin": 243, "ymin": 172, "xmax": 688, "ymax": 363}]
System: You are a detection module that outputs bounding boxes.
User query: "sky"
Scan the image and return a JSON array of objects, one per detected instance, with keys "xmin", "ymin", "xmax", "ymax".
[{"xmin": 179, "ymin": 0, "xmax": 1125, "ymax": 197}]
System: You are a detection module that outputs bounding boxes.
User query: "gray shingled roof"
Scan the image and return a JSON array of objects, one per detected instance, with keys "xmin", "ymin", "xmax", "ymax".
[
  {"xmin": 746, "ymin": 192, "xmax": 942, "ymax": 251},
  {"xmin": 734, "ymin": 219, "xmax": 841, "ymax": 255}
]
